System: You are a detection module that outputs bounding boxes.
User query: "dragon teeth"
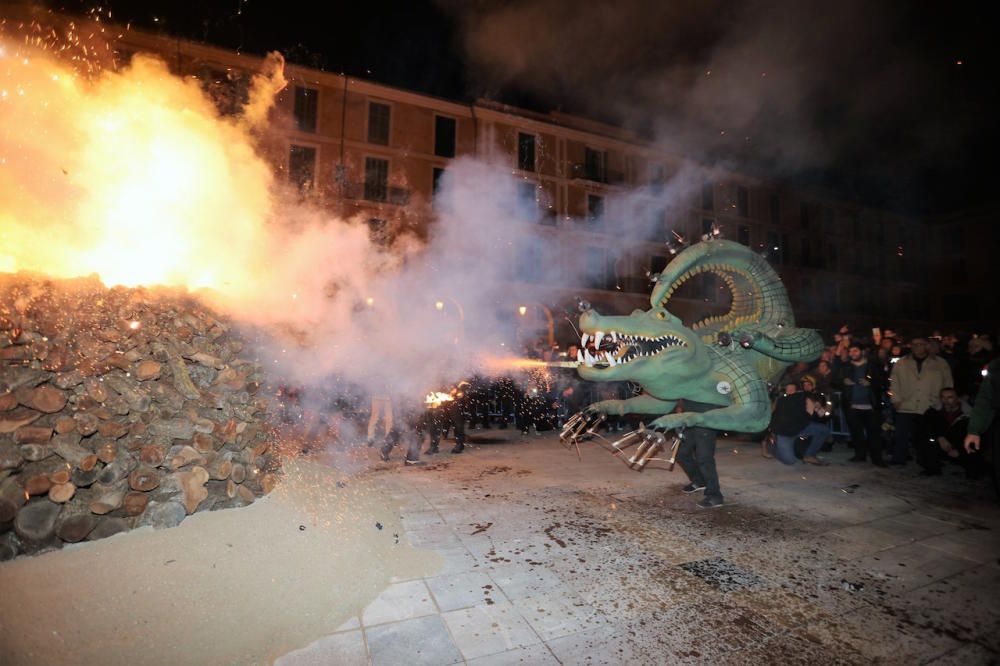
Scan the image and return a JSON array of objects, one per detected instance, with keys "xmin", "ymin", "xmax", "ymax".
[{"xmin": 595, "ymin": 331, "xmax": 604, "ymax": 348}]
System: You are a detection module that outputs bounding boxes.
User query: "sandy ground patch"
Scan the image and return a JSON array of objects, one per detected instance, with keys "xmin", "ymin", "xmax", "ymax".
[{"xmin": 0, "ymin": 459, "xmax": 438, "ymax": 665}]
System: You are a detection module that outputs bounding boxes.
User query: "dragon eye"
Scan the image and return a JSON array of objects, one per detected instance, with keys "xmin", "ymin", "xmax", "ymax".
[{"xmin": 655, "ymin": 311, "xmax": 666, "ymax": 320}]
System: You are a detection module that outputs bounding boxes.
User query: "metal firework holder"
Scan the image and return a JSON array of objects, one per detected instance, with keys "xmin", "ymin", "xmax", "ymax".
[{"xmin": 559, "ymin": 411, "xmax": 683, "ymax": 472}]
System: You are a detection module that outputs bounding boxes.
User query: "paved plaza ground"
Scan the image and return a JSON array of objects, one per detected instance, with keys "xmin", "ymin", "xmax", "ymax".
[{"xmin": 278, "ymin": 428, "xmax": 1000, "ymax": 665}]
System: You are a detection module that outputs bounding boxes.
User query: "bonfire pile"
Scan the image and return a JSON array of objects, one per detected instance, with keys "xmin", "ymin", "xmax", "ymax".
[{"xmin": 0, "ymin": 274, "xmax": 279, "ymax": 559}]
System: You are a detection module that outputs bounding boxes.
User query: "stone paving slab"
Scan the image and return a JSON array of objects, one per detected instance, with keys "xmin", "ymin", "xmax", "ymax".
[
  {"xmin": 366, "ymin": 614, "xmax": 464, "ymax": 666},
  {"xmin": 361, "ymin": 579, "xmax": 437, "ymax": 626},
  {"xmin": 441, "ymin": 600, "xmax": 542, "ymax": 660}
]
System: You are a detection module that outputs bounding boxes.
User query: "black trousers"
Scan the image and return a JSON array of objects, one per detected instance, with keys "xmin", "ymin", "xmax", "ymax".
[
  {"xmin": 845, "ymin": 407, "xmax": 883, "ymax": 462},
  {"xmin": 429, "ymin": 405, "xmax": 465, "ymax": 449},
  {"xmin": 676, "ymin": 426, "xmax": 722, "ymax": 502},
  {"xmin": 382, "ymin": 425, "xmax": 421, "ymax": 461}
]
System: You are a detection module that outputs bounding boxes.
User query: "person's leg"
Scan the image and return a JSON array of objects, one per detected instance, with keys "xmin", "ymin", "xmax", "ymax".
[
  {"xmin": 802, "ymin": 422, "xmax": 832, "ymax": 458},
  {"xmin": 367, "ymin": 398, "xmax": 382, "ymax": 442},
  {"xmin": 915, "ymin": 416, "xmax": 941, "ymax": 474},
  {"xmin": 427, "ymin": 412, "xmax": 441, "ymax": 453},
  {"xmin": 845, "ymin": 408, "xmax": 867, "ymax": 459},
  {"xmin": 383, "ymin": 400, "xmax": 394, "ymax": 438},
  {"xmin": 865, "ymin": 410, "xmax": 884, "ymax": 464},
  {"xmin": 772, "ymin": 435, "xmax": 800, "ymax": 465},
  {"xmin": 892, "ymin": 412, "xmax": 914, "ymax": 464},
  {"xmin": 453, "ymin": 408, "xmax": 465, "ymax": 444},
  {"xmin": 675, "ymin": 433, "xmax": 706, "ymax": 488},
  {"xmin": 405, "ymin": 431, "xmax": 421, "ymax": 462},
  {"xmin": 689, "ymin": 427, "xmax": 722, "ymax": 502},
  {"xmin": 380, "ymin": 426, "xmax": 399, "ymax": 461}
]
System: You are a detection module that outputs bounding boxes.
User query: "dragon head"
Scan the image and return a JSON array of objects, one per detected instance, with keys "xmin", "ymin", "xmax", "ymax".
[{"xmin": 577, "ymin": 305, "xmax": 712, "ymax": 395}]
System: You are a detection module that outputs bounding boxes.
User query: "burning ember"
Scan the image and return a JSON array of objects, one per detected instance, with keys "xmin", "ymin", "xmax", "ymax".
[{"xmin": 424, "ymin": 392, "xmax": 454, "ymax": 408}]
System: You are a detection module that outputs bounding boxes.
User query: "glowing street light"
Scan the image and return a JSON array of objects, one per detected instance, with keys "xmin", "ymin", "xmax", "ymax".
[
  {"xmin": 365, "ymin": 296, "xmax": 374, "ymax": 307},
  {"xmin": 518, "ymin": 305, "xmax": 528, "ymax": 316},
  {"xmin": 435, "ymin": 301, "xmax": 445, "ymax": 311}
]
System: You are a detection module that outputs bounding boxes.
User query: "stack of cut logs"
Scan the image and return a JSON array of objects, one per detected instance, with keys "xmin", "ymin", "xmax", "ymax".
[{"xmin": 0, "ymin": 274, "xmax": 280, "ymax": 560}]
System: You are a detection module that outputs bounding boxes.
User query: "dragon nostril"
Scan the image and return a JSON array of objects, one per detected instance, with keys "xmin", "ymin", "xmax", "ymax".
[{"xmin": 577, "ymin": 299, "xmax": 592, "ymax": 313}]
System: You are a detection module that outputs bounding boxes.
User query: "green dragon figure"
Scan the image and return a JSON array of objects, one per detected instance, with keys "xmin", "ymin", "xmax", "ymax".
[{"xmin": 576, "ymin": 239, "xmax": 824, "ymax": 434}]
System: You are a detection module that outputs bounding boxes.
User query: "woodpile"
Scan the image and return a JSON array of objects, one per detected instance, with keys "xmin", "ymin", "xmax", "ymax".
[{"xmin": 0, "ymin": 274, "xmax": 281, "ymax": 560}]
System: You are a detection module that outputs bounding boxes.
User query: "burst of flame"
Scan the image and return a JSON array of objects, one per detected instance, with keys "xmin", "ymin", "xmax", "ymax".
[
  {"xmin": 424, "ymin": 392, "xmax": 454, "ymax": 408},
  {"xmin": 0, "ymin": 36, "xmax": 286, "ymax": 303}
]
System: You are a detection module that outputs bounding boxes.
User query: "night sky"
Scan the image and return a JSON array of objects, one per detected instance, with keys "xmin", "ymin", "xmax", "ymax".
[{"xmin": 49, "ymin": 0, "xmax": 996, "ymax": 216}]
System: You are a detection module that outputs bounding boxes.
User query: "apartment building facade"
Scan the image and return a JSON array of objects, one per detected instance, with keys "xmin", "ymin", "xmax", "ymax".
[{"xmin": 112, "ymin": 29, "xmax": 939, "ymax": 342}]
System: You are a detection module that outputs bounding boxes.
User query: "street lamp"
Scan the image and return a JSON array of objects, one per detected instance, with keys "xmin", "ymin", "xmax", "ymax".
[
  {"xmin": 365, "ymin": 296, "xmax": 375, "ymax": 307},
  {"xmin": 434, "ymin": 297, "xmax": 465, "ymax": 343},
  {"xmin": 518, "ymin": 305, "xmax": 528, "ymax": 316}
]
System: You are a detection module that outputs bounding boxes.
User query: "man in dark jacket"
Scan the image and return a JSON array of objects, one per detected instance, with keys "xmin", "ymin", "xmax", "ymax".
[
  {"xmin": 767, "ymin": 388, "xmax": 832, "ymax": 465},
  {"xmin": 924, "ymin": 387, "xmax": 979, "ymax": 477},
  {"xmin": 835, "ymin": 343, "xmax": 888, "ymax": 467}
]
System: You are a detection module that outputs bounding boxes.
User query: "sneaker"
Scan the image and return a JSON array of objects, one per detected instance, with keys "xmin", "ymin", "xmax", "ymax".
[
  {"xmin": 803, "ymin": 456, "xmax": 830, "ymax": 466},
  {"xmin": 404, "ymin": 458, "xmax": 424, "ymax": 466},
  {"xmin": 379, "ymin": 447, "xmax": 391, "ymax": 462},
  {"xmin": 451, "ymin": 443, "xmax": 465, "ymax": 454},
  {"xmin": 697, "ymin": 496, "xmax": 724, "ymax": 509},
  {"xmin": 425, "ymin": 446, "xmax": 439, "ymax": 455},
  {"xmin": 682, "ymin": 483, "xmax": 706, "ymax": 494}
]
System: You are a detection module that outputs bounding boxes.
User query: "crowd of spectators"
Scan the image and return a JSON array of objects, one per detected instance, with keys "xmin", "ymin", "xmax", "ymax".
[{"xmin": 767, "ymin": 326, "xmax": 996, "ymax": 480}]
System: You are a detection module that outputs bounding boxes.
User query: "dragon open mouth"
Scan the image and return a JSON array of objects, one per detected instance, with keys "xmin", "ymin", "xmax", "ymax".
[{"xmin": 579, "ymin": 331, "xmax": 686, "ymax": 367}]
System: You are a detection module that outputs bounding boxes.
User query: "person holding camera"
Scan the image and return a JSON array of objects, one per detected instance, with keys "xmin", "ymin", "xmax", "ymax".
[{"xmin": 766, "ymin": 385, "xmax": 833, "ymax": 465}]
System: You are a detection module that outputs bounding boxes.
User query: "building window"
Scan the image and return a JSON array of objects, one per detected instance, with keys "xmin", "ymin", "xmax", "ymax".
[
  {"xmin": 367, "ymin": 218, "xmax": 388, "ymax": 244},
  {"xmin": 584, "ymin": 148, "xmax": 606, "ymax": 182},
  {"xmin": 701, "ymin": 218, "xmax": 715, "ymax": 236},
  {"xmin": 587, "ymin": 194, "xmax": 604, "ymax": 223},
  {"xmin": 517, "ymin": 133, "xmax": 536, "ymax": 172},
  {"xmin": 702, "ymin": 182, "xmax": 714, "ymax": 210},
  {"xmin": 770, "ymin": 194, "xmax": 780, "ymax": 224},
  {"xmin": 799, "ymin": 203, "xmax": 809, "ymax": 229},
  {"xmin": 288, "ymin": 144, "xmax": 316, "ymax": 191},
  {"xmin": 767, "ymin": 231, "xmax": 781, "ymax": 262},
  {"xmin": 293, "ymin": 86, "xmax": 317, "ymax": 133},
  {"xmin": 782, "ymin": 233, "xmax": 792, "ymax": 263},
  {"xmin": 434, "ymin": 116, "xmax": 456, "ymax": 158},
  {"xmin": 517, "ymin": 181, "xmax": 537, "ymax": 218},
  {"xmin": 738, "ymin": 225, "xmax": 750, "ymax": 246},
  {"xmin": 800, "ymin": 237, "xmax": 811, "ymax": 267},
  {"xmin": 367, "ymin": 101, "xmax": 390, "ymax": 145},
  {"xmin": 364, "ymin": 157, "xmax": 389, "ymax": 202},
  {"xmin": 736, "ymin": 186, "xmax": 749, "ymax": 218},
  {"xmin": 432, "ymin": 167, "xmax": 446, "ymax": 197}
]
